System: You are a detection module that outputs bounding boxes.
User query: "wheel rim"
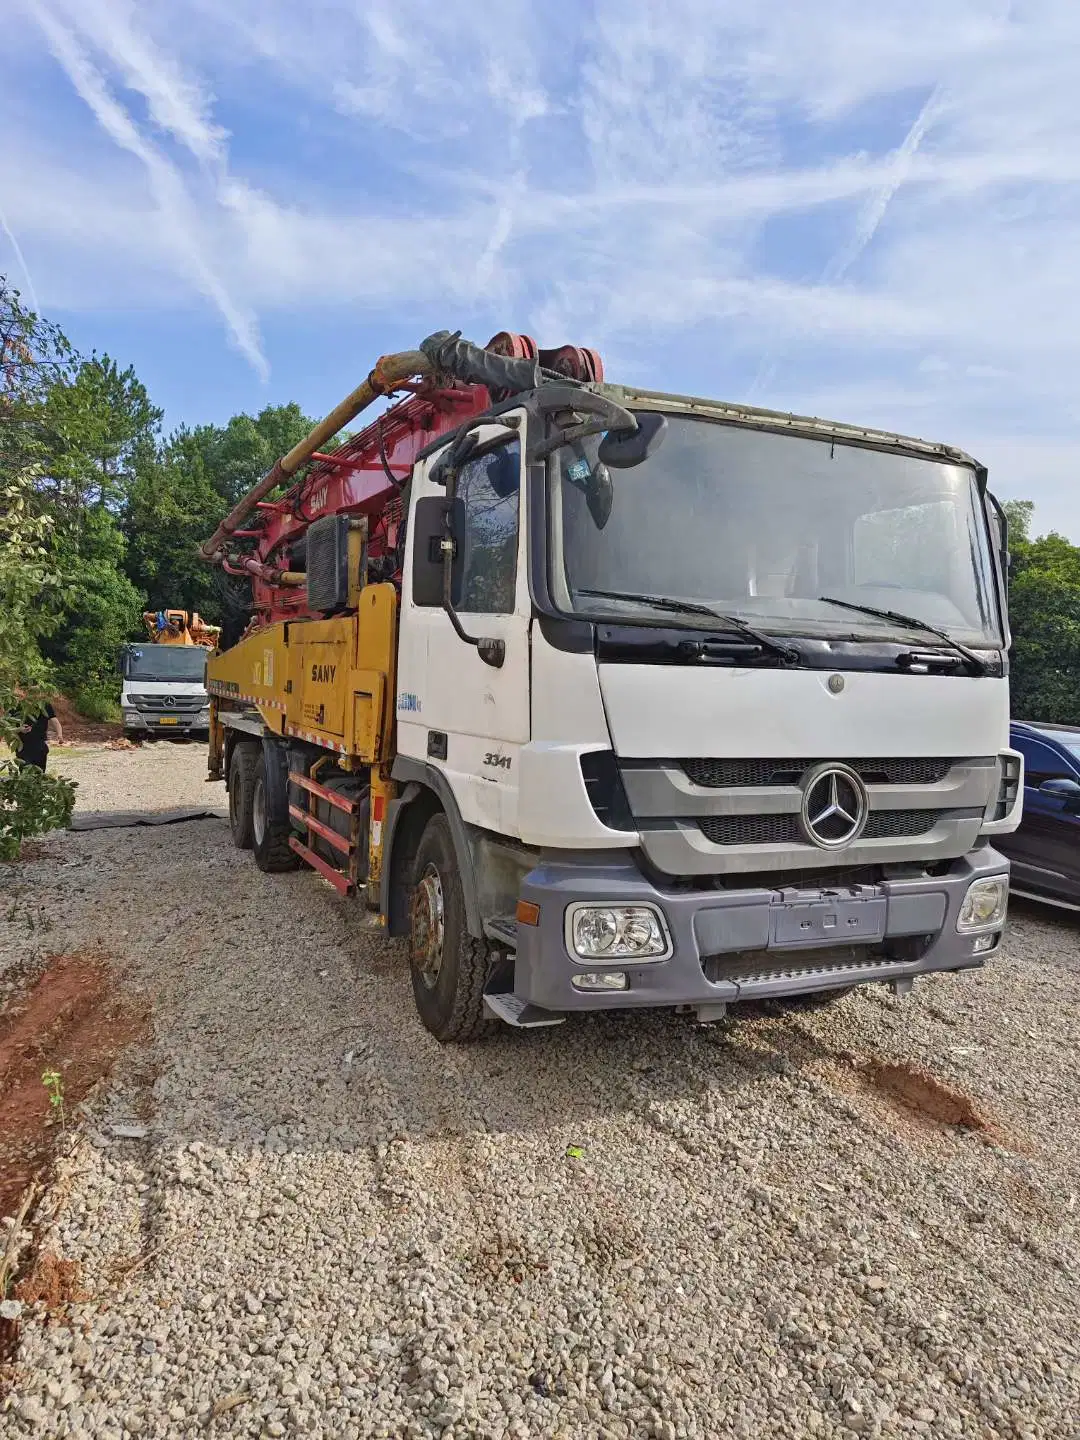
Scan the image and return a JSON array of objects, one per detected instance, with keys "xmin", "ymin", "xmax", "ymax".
[
  {"xmin": 411, "ymin": 863, "xmax": 445, "ymax": 990},
  {"xmin": 252, "ymin": 774, "xmax": 267, "ymax": 846}
]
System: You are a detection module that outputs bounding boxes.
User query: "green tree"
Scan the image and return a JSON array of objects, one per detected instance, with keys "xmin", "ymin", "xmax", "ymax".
[
  {"xmin": 42, "ymin": 354, "xmax": 161, "ymax": 512},
  {"xmin": 41, "ymin": 507, "xmax": 144, "ymax": 718},
  {"xmin": 1004, "ymin": 501, "xmax": 1080, "ymax": 723},
  {"xmin": 0, "ymin": 279, "xmax": 77, "ymax": 851},
  {"xmin": 124, "ymin": 403, "xmax": 316, "ymax": 637}
]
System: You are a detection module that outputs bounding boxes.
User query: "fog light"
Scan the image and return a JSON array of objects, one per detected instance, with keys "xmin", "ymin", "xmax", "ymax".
[
  {"xmin": 972, "ymin": 932, "xmax": 998, "ymax": 954},
  {"xmin": 957, "ymin": 876, "xmax": 1008, "ymax": 932},
  {"xmin": 568, "ymin": 904, "xmax": 670, "ymax": 961},
  {"xmin": 571, "ymin": 971, "xmax": 628, "ymax": 992}
]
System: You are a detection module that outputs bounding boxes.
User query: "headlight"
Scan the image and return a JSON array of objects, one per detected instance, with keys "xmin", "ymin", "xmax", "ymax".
[
  {"xmin": 957, "ymin": 876, "xmax": 1008, "ymax": 932},
  {"xmin": 567, "ymin": 904, "xmax": 671, "ymax": 961}
]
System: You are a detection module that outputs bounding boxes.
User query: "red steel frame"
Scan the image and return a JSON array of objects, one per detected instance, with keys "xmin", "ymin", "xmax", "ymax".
[
  {"xmin": 225, "ymin": 331, "xmax": 603, "ymax": 631},
  {"xmin": 244, "ymin": 383, "xmax": 488, "ymax": 628}
]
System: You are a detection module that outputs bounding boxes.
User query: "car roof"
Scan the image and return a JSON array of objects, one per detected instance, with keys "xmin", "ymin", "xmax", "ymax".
[{"xmin": 1012, "ymin": 721, "xmax": 1080, "ymax": 742}]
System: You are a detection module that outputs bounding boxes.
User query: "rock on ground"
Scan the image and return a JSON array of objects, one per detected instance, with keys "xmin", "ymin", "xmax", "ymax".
[{"xmin": 1, "ymin": 743, "xmax": 1078, "ymax": 1438}]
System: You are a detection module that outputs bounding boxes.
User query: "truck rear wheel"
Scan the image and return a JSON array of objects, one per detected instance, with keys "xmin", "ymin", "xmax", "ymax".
[
  {"xmin": 228, "ymin": 743, "xmax": 258, "ymax": 850},
  {"xmin": 408, "ymin": 814, "xmax": 492, "ymax": 1043},
  {"xmin": 252, "ymin": 749, "xmax": 301, "ymax": 874}
]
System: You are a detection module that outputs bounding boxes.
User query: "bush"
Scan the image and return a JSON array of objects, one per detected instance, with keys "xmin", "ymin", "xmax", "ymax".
[
  {"xmin": 71, "ymin": 686, "xmax": 121, "ymax": 723},
  {"xmin": 0, "ymin": 756, "xmax": 76, "ymax": 860}
]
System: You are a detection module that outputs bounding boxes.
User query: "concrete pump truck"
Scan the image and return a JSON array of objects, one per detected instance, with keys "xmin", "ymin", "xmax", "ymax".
[{"xmin": 200, "ymin": 330, "xmax": 1022, "ymax": 1041}]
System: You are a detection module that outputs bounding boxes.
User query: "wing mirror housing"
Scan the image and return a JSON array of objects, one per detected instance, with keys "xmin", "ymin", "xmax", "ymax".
[
  {"xmin": 597, "ymin": 411, "xmax": 668, "ymax": 469},
  {"xmin": 1039, "ymin": 776, "xmax": 1080, "ymax": 812}
]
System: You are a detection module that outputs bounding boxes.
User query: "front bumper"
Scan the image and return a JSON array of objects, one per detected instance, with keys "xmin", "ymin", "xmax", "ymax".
[
  {"xmin": 123, "ymin": 711, "xmax": 210, "ymax": 736},
  {"xmin": 511, "ymin": 847, "xmax": 1009, "ymax": 1013}
]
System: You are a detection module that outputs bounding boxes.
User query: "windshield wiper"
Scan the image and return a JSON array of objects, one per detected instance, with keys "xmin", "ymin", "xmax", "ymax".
[
  {"xmin": 817, "ymin": 596, "xmax": 987, "ymax": 675},
  {"xmin": 575, "ymin": 588, "xmax": 797, "ymax": 663}
]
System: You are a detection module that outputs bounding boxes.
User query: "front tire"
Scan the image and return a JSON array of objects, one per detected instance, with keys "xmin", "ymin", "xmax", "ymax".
[
  {"xmin": 252, "ymin": 753, "xmax": 301, "ymax": 873},
  {"xmin": 228, "ymin": 743, "xmax": 258, "ymax": 850},
  {"xmin": 408, "ymin": 814, "xmax": 492, "ymax": 1042}
]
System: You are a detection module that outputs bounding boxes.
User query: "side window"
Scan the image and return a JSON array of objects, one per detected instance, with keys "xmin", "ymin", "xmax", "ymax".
[
  {"xmin": 1015, "ymin": 738, "xmax": 1066, "ymax": 787},
  {"xmin": 455, "ymin": 440, "xmax": 521, "ymax": 615}
]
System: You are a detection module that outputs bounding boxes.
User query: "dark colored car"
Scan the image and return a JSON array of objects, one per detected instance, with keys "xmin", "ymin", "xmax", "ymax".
[{"xmin": 996, "ymin": 722, "xmax": 1080, "ymax": 908}]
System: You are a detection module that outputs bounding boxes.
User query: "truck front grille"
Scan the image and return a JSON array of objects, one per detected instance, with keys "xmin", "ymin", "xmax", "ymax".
[
  {"xmin": 681, "ymin": 757, "xmax": 952, "ymax": 788},
  {"xmin": 698, "ymin": 809, "xmax": 955, "ymax": 847},
  {"xmin": 127, "ymin": 694, "xmax": 205, "ymax": 712}
]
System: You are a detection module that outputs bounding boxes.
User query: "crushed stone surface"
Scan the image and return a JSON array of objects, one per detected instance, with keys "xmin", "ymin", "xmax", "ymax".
[{"xmin": 1, "ymin": 744, "xmax": 1078, "ymax": 1439}]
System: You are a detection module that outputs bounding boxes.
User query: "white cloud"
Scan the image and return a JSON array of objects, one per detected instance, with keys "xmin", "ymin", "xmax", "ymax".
[
  {"xmin": 2, "ymin": 0, "xmax": 1080, "ymax": 532},
  {"xmin": 23, "ymin": 0, "xmax": 268, "ymax": 377}
]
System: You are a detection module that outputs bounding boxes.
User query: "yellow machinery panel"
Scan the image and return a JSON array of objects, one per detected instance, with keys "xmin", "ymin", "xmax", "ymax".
[
  {"xmin": 206, "ymin": 626, "xmax": 289, "ymax": 734},
  {"xmin": 289, "ymin": 625, "xmax": 351, "ymax": 737},
  {"xmin": 208, "ymin": 584, "xmax": 398, "ymax": 762},
  {"xmin": 351, "ymin": 670, "xmax": 386, "ymax": 761},
  {"xmin": 356, "ymin": 584, "xmax": 398, "ymax": 756}
]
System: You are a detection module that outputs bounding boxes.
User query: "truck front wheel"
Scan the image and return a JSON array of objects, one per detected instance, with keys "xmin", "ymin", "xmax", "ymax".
[
  {"xmin": 228, "ymin": 743, "xmax": 258, "ymax": 850},
  {"xmin": 408, "ymin": 814, "xmax": 491, "ymax": 1043}
]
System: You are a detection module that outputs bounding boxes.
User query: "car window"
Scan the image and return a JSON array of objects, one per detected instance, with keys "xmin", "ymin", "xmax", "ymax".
[{"xmin": 1013, "ymin": 736, "xmax": 1072, "ymax": 786}]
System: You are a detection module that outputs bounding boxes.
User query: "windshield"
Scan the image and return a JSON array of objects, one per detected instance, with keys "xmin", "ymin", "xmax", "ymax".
[
  {"xmin": 124, "ymin": 646, "xmax": 208, "ymax": 683},
  {"xmin": 551, "ymin": 414, "xmax": 1001, "ymax": 646}
]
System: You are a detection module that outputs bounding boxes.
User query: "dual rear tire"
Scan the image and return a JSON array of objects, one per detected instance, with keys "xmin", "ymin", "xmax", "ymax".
[{"xmin": 228, "ymin": 740, "xmax": 298, "ymax": 873}]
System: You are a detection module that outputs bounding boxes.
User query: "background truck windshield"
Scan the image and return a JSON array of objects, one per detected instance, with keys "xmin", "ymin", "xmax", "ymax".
[
  {"xmin": 124, "ymin": 646, "xmax": 208, "ymax": 682},
  {"xmin": 552, "ymin": 414, "xmax": 1001, "ymax": 645}
]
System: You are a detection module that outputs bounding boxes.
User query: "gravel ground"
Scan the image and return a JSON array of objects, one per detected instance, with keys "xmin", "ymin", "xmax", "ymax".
[
  {"xmin": 49, "ymin": 741, "xmax": 215, "ymax": 813},
  {"xmin": 1, "ymin": 744, "xmax": 1079, "ymax": 1439}
]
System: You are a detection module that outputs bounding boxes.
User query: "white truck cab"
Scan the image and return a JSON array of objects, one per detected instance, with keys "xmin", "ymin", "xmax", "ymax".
[
  {"xmin": 387, "ymin": 384, "xmax": 1022, "ymax": 1029},
  {"xmin": 120, "ymin": 643, "xmax": 211, "ymax": 739}
]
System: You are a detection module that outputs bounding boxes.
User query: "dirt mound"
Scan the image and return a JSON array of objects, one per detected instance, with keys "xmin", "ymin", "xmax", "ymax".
[
  {"xmin": 860, "ymin": 1060, "xmax": 999, "ymax": 1136},
  {"xmin": 50, "ymin": 694, "xmax": 122, "ymax": 745},
  {"xmin": 0, "ymin": 952, "xmax": 149, "ymax": 1218}
]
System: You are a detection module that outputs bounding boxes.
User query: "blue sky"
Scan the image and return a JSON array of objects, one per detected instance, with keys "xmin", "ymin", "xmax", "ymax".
[{"xmin": 4, "ymin": 0, "xmax": 1080, "ymax": 537}]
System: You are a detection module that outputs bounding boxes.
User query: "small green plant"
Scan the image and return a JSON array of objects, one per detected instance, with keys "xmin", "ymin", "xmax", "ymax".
[
  {"xmin": 0, "ymin": 758, "xmax": 76, "ymax": 860},
  {"xmin": 41, "ymin": 1068, "xmax": 66, "ymax": 1132}
]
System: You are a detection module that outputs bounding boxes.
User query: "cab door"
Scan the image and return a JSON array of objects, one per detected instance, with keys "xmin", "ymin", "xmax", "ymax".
[{"xmin": 396, "ymin": 420, "xmax": 530, "ymax": 837}]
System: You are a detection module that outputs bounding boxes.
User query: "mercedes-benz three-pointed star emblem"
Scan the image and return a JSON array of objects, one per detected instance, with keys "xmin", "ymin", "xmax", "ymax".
[{"xmin": 800, "ymin": 764, "xmax": 868, "ymax": 849}]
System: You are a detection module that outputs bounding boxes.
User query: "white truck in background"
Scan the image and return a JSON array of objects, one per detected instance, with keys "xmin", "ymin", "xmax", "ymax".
[{"xmin": 119, "ymin": 640, "xmax": 211, "ymax": 739}]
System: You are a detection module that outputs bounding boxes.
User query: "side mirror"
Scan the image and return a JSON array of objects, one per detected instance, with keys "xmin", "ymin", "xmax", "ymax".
[
  {"xmin": 1039, "ymin": 776, "xmax": 1080, "ymax": 809},
  {"xmin": 598, "ymin": 412, "xmax": 668, "ymax": 469},
  {"xmin": 118, "ymin": 648, "xmax": 129, "ymax": 678}
]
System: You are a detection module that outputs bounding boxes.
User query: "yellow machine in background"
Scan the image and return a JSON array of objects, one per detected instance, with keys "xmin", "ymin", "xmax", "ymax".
[{"xmin": 143, "ymin": 609, "xmax": 221, "ymax": 648}]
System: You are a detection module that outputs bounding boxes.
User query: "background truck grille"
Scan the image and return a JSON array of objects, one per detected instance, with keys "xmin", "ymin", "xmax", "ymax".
[
  {"xmin": 126, "ymin": 695, "xmax": 206, "ymax": 713},
  {"xmin": 697, "ymin": 809, "xmax": 953, "ymax": 847},
  {"xmin": 681, "ymin": 757, "xmax": 952, "ymax": 788}
]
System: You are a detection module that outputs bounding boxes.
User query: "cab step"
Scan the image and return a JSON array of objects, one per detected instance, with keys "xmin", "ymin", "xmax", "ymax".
[
  {"xmin": 483, "ymin": 915, "xmax": 519, "ymax": 949},
  {"xmin": 483, "ymin": 992, "xmax": 565, "ymax": 1028}
]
